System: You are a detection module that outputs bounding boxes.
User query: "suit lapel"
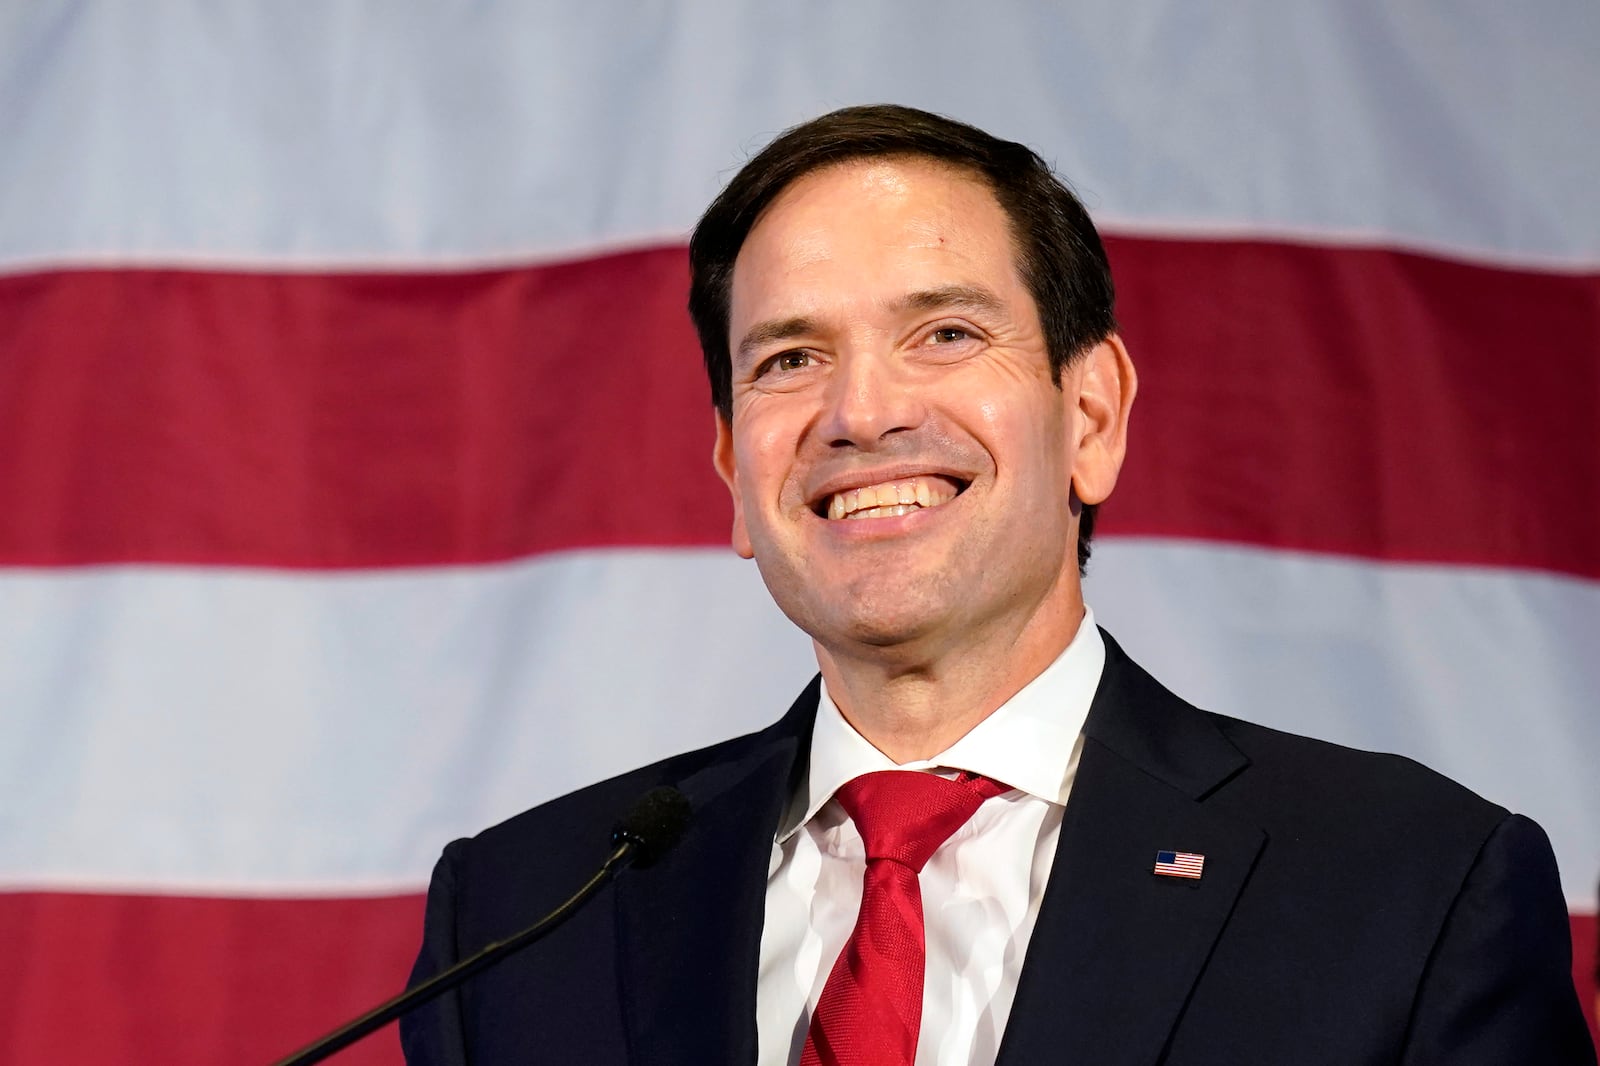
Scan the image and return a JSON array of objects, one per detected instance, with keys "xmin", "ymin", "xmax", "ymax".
[
  {"xmin": 997, "ymin": 634, "xmax": 1266, "ymax": 1066},
  {"xmin": 613, "ymin": 680, "xmax": 817, "ymax": 1066}
]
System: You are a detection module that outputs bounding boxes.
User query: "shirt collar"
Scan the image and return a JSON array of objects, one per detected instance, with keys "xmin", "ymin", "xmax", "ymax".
[{"xmin": 777, "ymin": 608, "xmax": 1105, "ymax": 842}]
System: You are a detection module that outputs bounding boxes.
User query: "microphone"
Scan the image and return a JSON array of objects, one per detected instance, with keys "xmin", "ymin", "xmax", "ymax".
[
  {"xmin": 611, "ymin": 784, "xmax": 692, "ymax": 866},
  {"xmin": 270, "ymin": 787, "xmax": 692, "ymax": 1066}
]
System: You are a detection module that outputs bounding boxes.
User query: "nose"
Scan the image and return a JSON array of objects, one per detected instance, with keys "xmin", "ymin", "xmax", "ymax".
[{"xmin": 817, "ymin": 352, "xmax": 925, "ymax": 449}]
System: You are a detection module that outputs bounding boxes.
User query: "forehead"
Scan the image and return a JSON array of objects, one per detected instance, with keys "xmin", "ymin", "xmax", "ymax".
[{"xmin": 729, "ymin": 158, "xmax": 1025, "ymax": 324}]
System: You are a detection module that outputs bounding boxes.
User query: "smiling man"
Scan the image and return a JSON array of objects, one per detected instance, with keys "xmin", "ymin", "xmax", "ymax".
[
  {"xmin": 403, "ymin": 106, "xmax": 1593, "ymax": 1065},
  {"xmin": 713, "ymin": 152, "xmax": 1132, "ymax": 766}
]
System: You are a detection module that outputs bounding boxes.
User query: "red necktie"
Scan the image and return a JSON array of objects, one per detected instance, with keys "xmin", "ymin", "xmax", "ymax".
[{"xmin": 800, "ymin": 770, "xmax": 1010, "ymax": 1066}]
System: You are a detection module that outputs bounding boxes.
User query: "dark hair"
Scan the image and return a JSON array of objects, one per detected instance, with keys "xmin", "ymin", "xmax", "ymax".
[{"xmin": 687, "ymin": 104, "xmax": 1118, "ymax": 573}]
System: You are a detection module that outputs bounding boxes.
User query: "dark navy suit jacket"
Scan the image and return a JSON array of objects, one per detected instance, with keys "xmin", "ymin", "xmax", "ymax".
[{"xmin": 401, "ymin": 632, "xmax": 1594, "ymax": 1064}]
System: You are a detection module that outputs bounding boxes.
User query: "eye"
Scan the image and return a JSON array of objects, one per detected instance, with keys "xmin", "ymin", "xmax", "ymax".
[
  {"xmin": 928, "ymin": 326, "xmax": 974, "ymax": 345},
  {"xmin": 757, "ymin": 350, "xmax": 815, "ymax": 377}
]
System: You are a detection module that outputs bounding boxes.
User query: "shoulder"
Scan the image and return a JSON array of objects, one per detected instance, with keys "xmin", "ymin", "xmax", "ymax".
[
  {"xmin": 451, "ymin": 731, "xmax": 755, "ymax": 889},
  {"xmin": 1202, "ymin": 708, "xmax": 1522, "ymax": 909},
  {"xmin": 1091, "ymin": 629, "xmax": 1521, "ymax": 919},
  {"xmin": 1178, "ymin": 704, "xmax": 1535, "ymax": 968},
  {"xmin": 433, "ymin": 678, "xmax": 818, "ymax": 921},
  {"xmin": 1095, "ymin": 629, "xmax": 1508, "ymax": 847},
  {"xmin": 1208, "ymin": 709, "xmax": 1506, "ymax": 837}
]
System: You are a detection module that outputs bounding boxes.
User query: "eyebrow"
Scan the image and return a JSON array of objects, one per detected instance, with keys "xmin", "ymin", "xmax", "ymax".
[
  {"xmin": 736, "ymin": 316, "xmax": 818, "ymax": 366},
  {"xmin": 892, "ymin": 284, "xmax": 1007, "ymax": 318},
  {"xmin": 734, "ymin": 285, "xmax": 1007, "ymax": 365}
]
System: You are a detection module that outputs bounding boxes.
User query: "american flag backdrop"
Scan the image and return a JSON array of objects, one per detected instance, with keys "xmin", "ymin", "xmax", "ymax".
[{"xmin": 1, "ymin": 5, "xmax": 1596, "ymax": 1063}]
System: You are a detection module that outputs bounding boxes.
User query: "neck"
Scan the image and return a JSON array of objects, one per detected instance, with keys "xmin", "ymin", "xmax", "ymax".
[{"xmin": 816, "ymin": 597, "xmax": 1086, "ymax": 764}]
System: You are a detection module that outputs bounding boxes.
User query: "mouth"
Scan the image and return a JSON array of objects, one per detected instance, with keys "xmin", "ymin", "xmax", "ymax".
[{"xmin": 812, "ymin": 474, "xmax": 968, "ymax": 521}]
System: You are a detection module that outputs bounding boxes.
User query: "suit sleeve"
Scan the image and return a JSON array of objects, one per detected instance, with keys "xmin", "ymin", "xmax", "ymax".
[
  {"xmin": 1400, "ymin": 813, "xmax": 1596, "ymax": 1065},
  {"xmin": 399, "ymin": 839, "xmax": 472, "ymax": 1066}
]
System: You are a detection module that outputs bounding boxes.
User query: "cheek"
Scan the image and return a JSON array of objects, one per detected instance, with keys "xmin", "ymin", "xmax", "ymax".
[
  {"xmin": 974, "ymin": 394, "xmax": 1066, "ymax": 479},
  {"xmin": 734, "ymin": 413, "xmax": 802, "ymax": 504},
  {"xmin": 751, "ymin": 419, "xmax": 793, "ymax": 456}
]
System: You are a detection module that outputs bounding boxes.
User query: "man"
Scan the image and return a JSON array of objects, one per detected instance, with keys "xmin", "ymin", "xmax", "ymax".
[{"xmin": 402, "ymin": 106, "xmax": 1593, "ymax": 1064}]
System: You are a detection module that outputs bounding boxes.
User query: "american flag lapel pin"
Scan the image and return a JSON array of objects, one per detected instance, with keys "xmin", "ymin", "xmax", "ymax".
[{"xmin": 1153, "ymin": 850, "xmax": 1205, "ymax": 880}]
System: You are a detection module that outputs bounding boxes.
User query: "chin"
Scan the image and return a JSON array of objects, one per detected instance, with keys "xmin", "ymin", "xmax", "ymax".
[
  {"xmin": 761, "ymin": 556, "xmax": 960, "ymax": 647},
  {"xmin": 832, "ymin": 619, "xmax": 926, "ymax": 650},
  {"xmin": 814, "ymin": 598, "xmax": 950, "ymax": 652}
]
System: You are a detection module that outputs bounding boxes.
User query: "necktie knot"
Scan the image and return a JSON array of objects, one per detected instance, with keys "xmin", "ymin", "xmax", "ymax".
[{"xmin": 834, "ymin": 770, "xmax": 1010, "ymax": 871}]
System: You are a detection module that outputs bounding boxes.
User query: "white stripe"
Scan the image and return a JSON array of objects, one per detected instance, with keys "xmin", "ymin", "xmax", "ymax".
[
  {"xmin": 1092, "ymin": 540, "xmax": 1600, "ymax": 910},
  {"xmin": 1, "ymin": 2, "xmax": 1597, "ymax": 270},
  {"xmin": 0, "ymin": 552, "xmax": 814, "ymax": 896},
  {"xmin": 0, "ymin": 544, "xmax": 1594, "ymax": 907}
]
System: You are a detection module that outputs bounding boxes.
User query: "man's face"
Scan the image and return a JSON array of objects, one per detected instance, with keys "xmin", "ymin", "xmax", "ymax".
[{"xmin": 714, "ymin": 158, "xmax": 1129, "ymax": 663}]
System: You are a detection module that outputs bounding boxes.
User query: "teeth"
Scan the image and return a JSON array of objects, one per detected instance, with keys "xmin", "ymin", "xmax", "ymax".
[
  {"xmin": 825, "ymin": 476, "xmax": 959, "ymax": 521},
  {"xmin": 847, "ymin": 504, "xmax": 916, "ymax": 520}
]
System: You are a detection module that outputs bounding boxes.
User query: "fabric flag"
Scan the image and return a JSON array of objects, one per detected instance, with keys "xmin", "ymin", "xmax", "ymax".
[{"xmin": 1, "ymin": 5, "xmax": 1595, "ymax": 1063}]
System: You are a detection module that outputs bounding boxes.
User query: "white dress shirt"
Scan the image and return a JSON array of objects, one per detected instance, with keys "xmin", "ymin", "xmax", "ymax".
[{"xmin": 756, "ymin": 610, "xmax": 1106, "ymax": 1066}]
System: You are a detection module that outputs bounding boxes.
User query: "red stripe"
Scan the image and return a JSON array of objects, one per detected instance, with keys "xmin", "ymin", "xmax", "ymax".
[
  {"xmin": 2, "ymin": 241, "xmax": 1597, "ymax": 575},
  {"xmin": 1109, "ymin": 237, "xmax": 1600, "ymax": 578},
  {"xmin": 1574, "ymin": 912, "xmax": 1598, "ymax": 1049},
  {"xmin": 0, "ymin": 891, "xmax": 422, "ymax": 1066},
  {"xmin": 0, "ymin": 892, "xmax": 1589, "ymax": 1063},
  {"xmin": 0, "ymin": 249, "xmax": 715, "ymax": 568}
]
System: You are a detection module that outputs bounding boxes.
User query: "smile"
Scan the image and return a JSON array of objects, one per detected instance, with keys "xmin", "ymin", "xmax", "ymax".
[{"xmin": 824, "ymin": 475, "xmax": 963, "ymax": 520}]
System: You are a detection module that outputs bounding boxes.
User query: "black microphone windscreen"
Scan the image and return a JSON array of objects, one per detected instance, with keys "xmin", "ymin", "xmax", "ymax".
[{"xmin": 613, "ymin": 787, "xmax": 692, "ymax": 867}]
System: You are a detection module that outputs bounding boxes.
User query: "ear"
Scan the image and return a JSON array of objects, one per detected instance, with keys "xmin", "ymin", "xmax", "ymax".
[
  {"xmin": 712, "ymin": 412, "xmax": 755, "ymax": 559},
  {"xmin": 1067, "ymin": 334, "xmax": 1137, "ymax": 506}
]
